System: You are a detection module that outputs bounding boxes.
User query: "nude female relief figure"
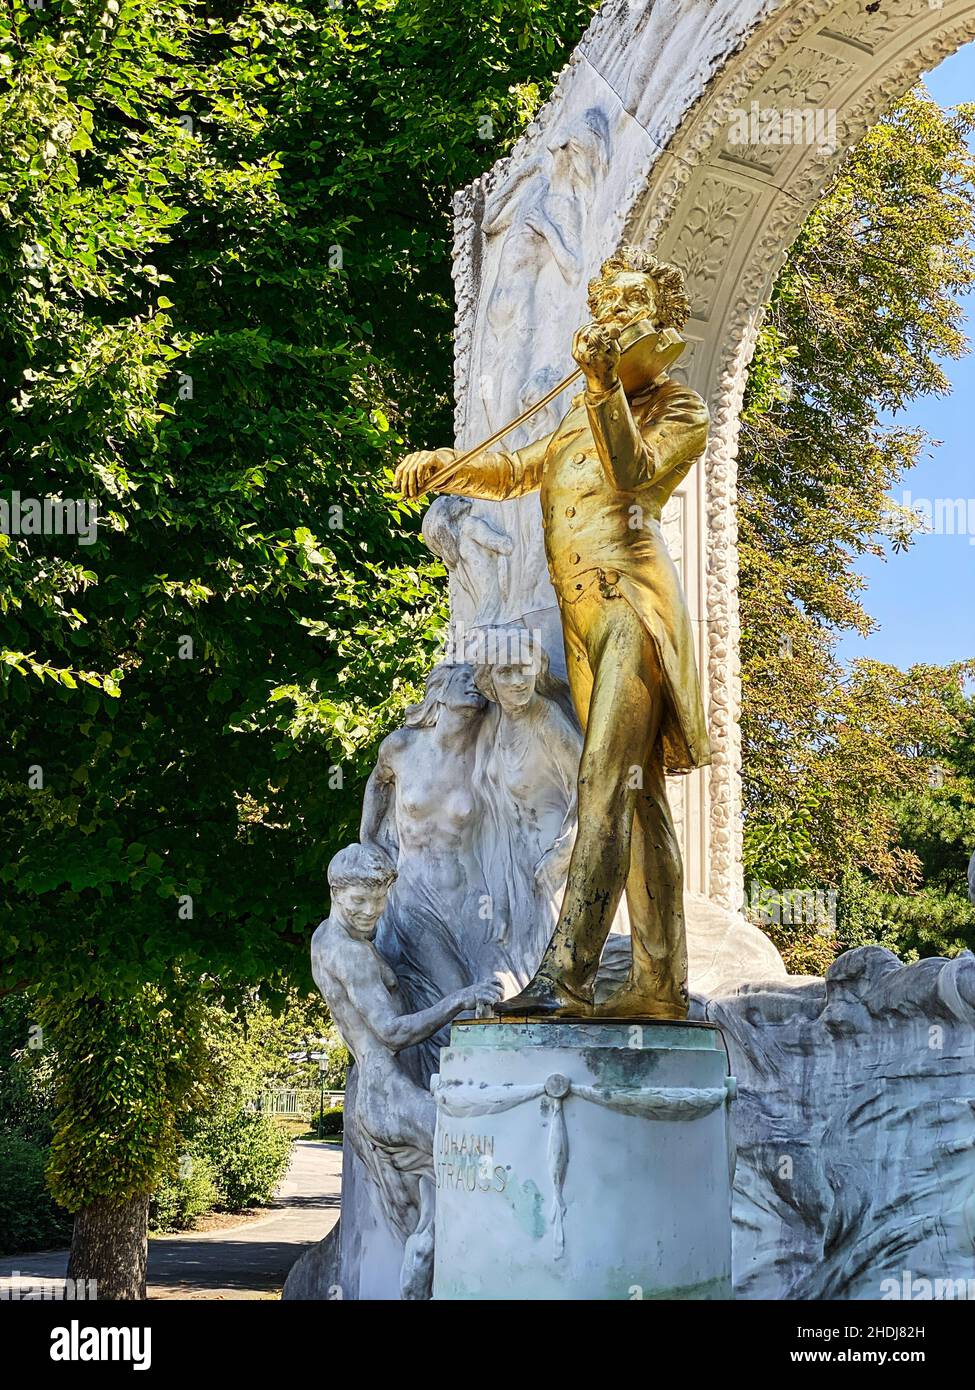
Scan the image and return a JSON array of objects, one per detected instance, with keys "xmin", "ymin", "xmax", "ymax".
[{"xmin": 359, "ymin": 662, "xmax": 488, "ymax": 1028}]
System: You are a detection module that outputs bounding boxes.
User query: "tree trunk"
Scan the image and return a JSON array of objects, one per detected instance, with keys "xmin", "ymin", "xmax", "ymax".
[{"xmin": 67, "ymin": 1194, "xmax": 149, "ymax": 1300}]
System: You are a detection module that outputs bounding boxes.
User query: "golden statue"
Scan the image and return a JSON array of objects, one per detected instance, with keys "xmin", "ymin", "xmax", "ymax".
[{"xmin": 395, "ymin": 246, "xmax": 711, "ymax": 1020}]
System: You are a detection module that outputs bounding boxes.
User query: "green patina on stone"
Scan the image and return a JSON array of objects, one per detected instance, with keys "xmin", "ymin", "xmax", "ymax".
[
  {"xmin": 582, "ymin": 1044, "xmax": 659, "ymax": 1087},
  {"xmin": 450, "ymin": 1020, "xmax": 721, "ymax": 1052},
  {"xmin": 442, "ymin": 1020, "xmax": 726, "ymax": 1099},
  {"xmin": 501, "ymin": 1174, "xmax": 546, "ymax": 1240}
]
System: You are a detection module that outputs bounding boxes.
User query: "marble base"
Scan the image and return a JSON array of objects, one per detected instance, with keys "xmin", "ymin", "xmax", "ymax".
[{"xmin": 431, "ymin": 1019, "xmax": 735, "ymax": 1300}]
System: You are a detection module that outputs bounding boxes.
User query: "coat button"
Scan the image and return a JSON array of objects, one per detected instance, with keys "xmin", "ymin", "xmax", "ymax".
[
  {"xmin": 605, "ymin": 569, "xmax": 619, "ymax": 584},
  {"xmin": 565, "ymin": 506, "xmax": 576, "ymax": 518},
  {"xmin": 570, "ymin": 552, "xmax": 580, "ymax": 565},
  {"xmin": 572, "ymin": 452, "xmax": 586, "ymax": 463}
]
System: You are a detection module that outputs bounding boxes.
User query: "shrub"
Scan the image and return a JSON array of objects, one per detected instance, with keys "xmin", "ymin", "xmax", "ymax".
[
  {"xmin": 203, "ymin": 1112, "xmax": 292, "ymax": 1211},
  {"xmin": 149, "ymin": 1154, "xmax": 220, "ymax": 1232},
  {"xmin": 0, "ymin": 996, "xmax": 57, "ymax": 1146},
  {"xmin": 308, "ymin": 1106, "xmax": 344, "ymax": 1138},
  {"xmin": 0, "ymin": 1133, "xmax": 72, "ymax": 1256}
]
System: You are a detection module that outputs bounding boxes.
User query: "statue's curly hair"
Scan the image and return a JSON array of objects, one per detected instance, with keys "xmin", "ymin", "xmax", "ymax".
[
  {"xmin": 587, "ymin": 244, "xmax": 691, "ymax": 331},
  {"xmin": 327, "ymin": 841, "xmax": 397, "ymax": 892}
]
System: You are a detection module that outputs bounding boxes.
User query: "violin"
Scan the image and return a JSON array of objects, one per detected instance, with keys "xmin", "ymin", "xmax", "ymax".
[{"xmin": 420, "ymin": 321, "xmax": 686, "ymax": 495}]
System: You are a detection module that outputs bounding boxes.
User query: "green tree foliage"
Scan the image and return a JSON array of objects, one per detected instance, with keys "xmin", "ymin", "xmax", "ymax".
[
  {"xmin": 0, "ymin": 995, "xmax": 70, "ymax": 1256},
  {"xmin": 875, "ymin": 689, "xmax": 975, "ymax": 956},
  {"xmin": 0, "ymin": 992, "xmax": 55, "ymax": 1144},
  {"xmin": 738, "ymin": 90, "xmax": 975, "ymax": 961},
  {"xmin": 233, "ymin": 991, "xmax": 345, "ymax": 1094},
  {"xmin": 0, "ymin": 0, "xmax": 596, "ymax": 1002},
  {"xmin": 0, "ymin": 1131, "xmax": 73, "ymax": 1255},
  {"xmin": 37, "ymin": 985, "xmax": 214, "ymax": 1213},
  {"xmin": 147, "ymin": 992, "xmax": 336, "ymax": 1229},
  {"xmin": 0, "ymin": 0, "xmax": 594, "ymax": 1288},
  {"xmin": 2, "ymin": 987, "xmax": 316, "ymax": 1240}
]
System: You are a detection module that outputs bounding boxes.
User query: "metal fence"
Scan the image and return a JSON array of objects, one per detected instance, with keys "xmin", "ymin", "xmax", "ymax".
[{"xmin": 259, "ymin": 1088, "xmax": 344, "ymax": 1118}]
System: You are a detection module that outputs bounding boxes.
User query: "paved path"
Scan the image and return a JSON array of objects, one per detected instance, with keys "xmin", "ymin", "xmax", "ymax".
[{"xmin": 0, "ymin": 1140, "xmax": 342, "ymax": 1301}]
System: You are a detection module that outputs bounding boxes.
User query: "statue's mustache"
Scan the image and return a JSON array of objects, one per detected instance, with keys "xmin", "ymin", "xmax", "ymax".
[{"xmin": 594, "ymin": 302, "xmax": 653, "ymax": 327}]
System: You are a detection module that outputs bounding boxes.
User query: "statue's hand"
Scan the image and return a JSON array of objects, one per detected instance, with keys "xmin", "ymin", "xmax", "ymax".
[
  {"xmin": 461, "ymin": 976, "xmax": 505, "ymax": 1012},
  {"xmin": 395, "ymin": 448, "xmax": 455, "ymax": 499},
  {"xmin": 572, "ymin": 321, "xmax": 621, "ymax": 392}
]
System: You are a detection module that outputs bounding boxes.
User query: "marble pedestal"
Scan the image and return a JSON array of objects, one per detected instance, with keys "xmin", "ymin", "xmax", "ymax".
[{"xmin": 431, "ymin": 1019, "xmax": 735, "ymax": 1300}]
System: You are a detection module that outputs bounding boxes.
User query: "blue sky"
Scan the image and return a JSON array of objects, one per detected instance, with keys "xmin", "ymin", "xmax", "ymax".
[{"xmin": 834, "ymin": 46, "xmax": 975, "ymax": 671}]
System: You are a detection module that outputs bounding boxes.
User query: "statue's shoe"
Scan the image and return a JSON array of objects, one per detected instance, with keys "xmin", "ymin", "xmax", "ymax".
[
  {"xmin": 595, "ymin": 981, "xmax": 688, "ymax": 1021},
  {"xmin": 495, "ymin": 975, "xmax": 594, "ymax": 1019}
]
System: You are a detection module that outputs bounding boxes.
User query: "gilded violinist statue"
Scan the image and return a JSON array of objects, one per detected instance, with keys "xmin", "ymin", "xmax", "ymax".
[{"xmin": 395, "ymin": 246, "xmax": 711, "ymax": 1020}]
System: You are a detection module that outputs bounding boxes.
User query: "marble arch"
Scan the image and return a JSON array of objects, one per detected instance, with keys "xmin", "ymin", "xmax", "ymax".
[{"xmin": 450, "ymin": 0, "xmax": 975, "ymax": 915}]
